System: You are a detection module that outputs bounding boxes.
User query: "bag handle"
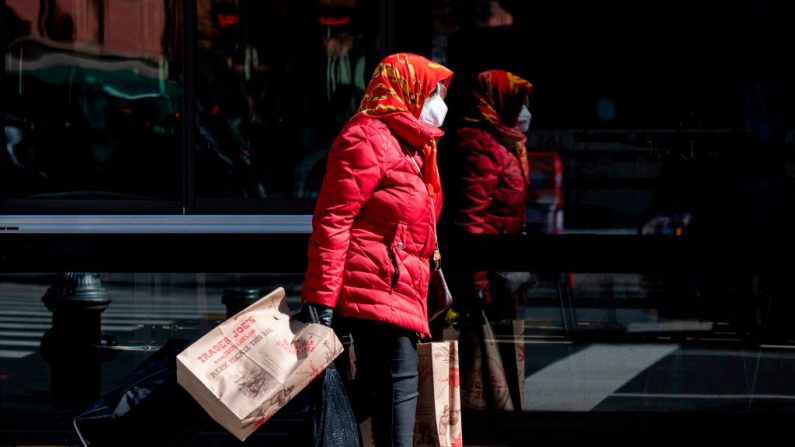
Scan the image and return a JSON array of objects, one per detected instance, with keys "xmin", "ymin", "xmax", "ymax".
[
  {"xmin": 307, "ymin": 304, "xmax": 320, "ymax": 324},
  {"xmin": 408, "ymin": 154, "xmax": 442, "ymax": 270}
]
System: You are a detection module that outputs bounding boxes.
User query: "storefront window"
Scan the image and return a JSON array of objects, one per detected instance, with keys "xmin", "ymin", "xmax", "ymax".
[
  {"xmin": 435, "ymin": 268, "xmax": 795, "ymax": 413},
  {"xmin": 194, "ymin": 0, "xmax": 378, "ymax": 204},
  {"xmin": 2, "ymin": 0, "xmax": 792, "ymax": 227},
  {"xmin": 3, "ymin": 0, "xmax": 183, "ymax": 201},
  {"xmin": 0, "ymin": 272, "xmax": 301, "ymax": 411},
  {"xmin": 433, "ymin": 1, "xmax": 794, "ymax": 235},
  {"xmin": 3, "ymin": 270, "xmax": 795, "ymax": 419}
]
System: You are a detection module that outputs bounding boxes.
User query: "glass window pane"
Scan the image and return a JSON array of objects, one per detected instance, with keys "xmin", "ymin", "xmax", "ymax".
[
  {"xmin": 0, "ymin": 272, "xmax": 302, "ymax": 412},
  {"xmin": 438, "ymin": 268, "xmax": 795, "ymax": 413},
  {"xmin": 433, "ymin": 1, "xmax": 795, "ymax": 236},
  {"xmin": 4, "ymin": 264, "xmax": 795, "ymax": 419},
  {"xmin": 194, "ymin": 0, "xmax": 378, "ymax": 202},
  {"xmin": 3, "ymin": 0, "xmax": 183, "ymax": 200}
]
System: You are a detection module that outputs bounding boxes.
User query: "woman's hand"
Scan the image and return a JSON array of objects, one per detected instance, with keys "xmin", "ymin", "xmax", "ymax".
[{"xmin": 295, "ymin": 302, "xmax": 334, "ymax": 327}]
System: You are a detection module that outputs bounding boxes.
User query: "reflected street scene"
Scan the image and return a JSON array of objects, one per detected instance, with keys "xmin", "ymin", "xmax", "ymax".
[{"xmin": 3, "ymin": 0, "xmax": 183, "ymax": 200}]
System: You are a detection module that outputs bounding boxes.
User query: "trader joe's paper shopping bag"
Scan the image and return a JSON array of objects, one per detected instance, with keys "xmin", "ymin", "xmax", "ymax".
[{"xmin": 176, "ymin": 287, "xmax": 343, "ymax": 441}]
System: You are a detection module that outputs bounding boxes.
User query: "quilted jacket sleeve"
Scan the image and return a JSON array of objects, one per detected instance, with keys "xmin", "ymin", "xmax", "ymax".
[{"xmin": 302, "ymin": 124, "xmax": 384, "ymax": 308}]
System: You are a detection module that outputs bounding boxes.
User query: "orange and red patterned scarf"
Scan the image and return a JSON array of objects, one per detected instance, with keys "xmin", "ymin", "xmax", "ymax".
[
  {"xmin": 464, "ymin": 70, "xmax": 533, "ymax": 180},
  {"xmin": 356, "ymin": 53, "xmax": 453, "ymax": 197}
]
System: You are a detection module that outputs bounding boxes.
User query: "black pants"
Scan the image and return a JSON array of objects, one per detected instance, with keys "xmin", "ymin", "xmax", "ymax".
[{"xmin": 347, "ymin": 319, "xmax": 419, "ymax": 447}]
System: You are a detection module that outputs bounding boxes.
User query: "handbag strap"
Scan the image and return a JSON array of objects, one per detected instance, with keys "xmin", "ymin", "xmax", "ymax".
[{"xmin": 407, "ymin": 153, "xmax": 441, "ymax": 263}]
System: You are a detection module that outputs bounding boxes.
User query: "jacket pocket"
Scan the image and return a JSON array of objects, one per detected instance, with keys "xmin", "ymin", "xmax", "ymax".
[{"xmin": 388, "ymin": 247, "xmax": 400, "ymax": 289}]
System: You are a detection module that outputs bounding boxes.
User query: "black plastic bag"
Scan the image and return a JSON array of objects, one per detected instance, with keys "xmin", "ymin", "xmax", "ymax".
[
  {"xmin": 73, "ymin": 338, "xmax": 207, "ymax": 447},
  {"xmin": 303, "ymin": 305, "xmax": 361, "ymax": 447},
  {"xmin": 308, "ymin": 363, "xmax": 361, "ymax": 447}
]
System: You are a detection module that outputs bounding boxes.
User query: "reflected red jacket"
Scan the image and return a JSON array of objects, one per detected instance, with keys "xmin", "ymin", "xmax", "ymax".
[
  {"xmin": 454, "ymin": 126, "xmax": 528, "ymax": 291},
  {"xmin": 302, "ymin": 116, "xmax": 441, "ymax": 337}
]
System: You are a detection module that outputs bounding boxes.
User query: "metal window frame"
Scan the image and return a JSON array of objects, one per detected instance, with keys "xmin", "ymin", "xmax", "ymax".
[{"xmin": 182, "ymin": 0, "xmax": 195, "ymax": 214}]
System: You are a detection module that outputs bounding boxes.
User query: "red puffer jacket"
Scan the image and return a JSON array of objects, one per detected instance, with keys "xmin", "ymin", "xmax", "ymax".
[
  {"xmin": 455, "ymin": 126, "xmax": 527, "ymax": 234},
  {"xmin": 302, "ymin": 116, "xmax": 441, "ymax": 337},
  {"xmin": 454, "ymin": 126, "xmax": 528, "ymax": 291}
]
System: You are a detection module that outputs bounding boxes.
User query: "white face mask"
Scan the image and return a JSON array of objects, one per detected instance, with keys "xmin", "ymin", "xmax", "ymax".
[
  {"xmin": 515, "ymin": 105, "xmax": 532, "ymax": 133},
  {"xmin": 419, "ymin": 93, "xmax": 448, "ymax": 128}
]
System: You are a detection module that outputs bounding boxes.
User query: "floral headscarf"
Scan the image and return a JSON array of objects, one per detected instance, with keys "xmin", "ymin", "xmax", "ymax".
[
  {"xmin": 464, "ymin": 70, "xmax": 533, "ymax": 180},
  {"xmin": 357, "ymin": 53, "xmax": 454, "ymax": 197}
]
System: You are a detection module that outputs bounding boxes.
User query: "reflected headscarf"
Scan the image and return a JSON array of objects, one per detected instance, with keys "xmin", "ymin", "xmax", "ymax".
[
  {"xmin": 356, "ymin": 53, "xmax": 453, "ymax": 197},
  {"xmin": 464, "ymin": 70, "xmax": 533, "ymax": 180}
]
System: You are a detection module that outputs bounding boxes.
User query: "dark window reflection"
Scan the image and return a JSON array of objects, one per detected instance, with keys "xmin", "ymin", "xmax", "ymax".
[
  {"xmin": 435, "ymin": 1, "xmax": 795, "ymax": 234},
  {"xmin": 4, "ymin": 271, "xmax": 795, "ymax": 416},
  {"xmin": 0, "ymin": 272, "xmax": 302, "ymax": 411},
  {"xmin": 439, "ymin": 270, "xmax": 795, "ymax": 413},
  {"xmin": 3, "ymin": 0, "xmax": 183, "ymax": 200},
  {"xmin": 195, "ymin": 0, "xmax": 378, "ymax": 200}
]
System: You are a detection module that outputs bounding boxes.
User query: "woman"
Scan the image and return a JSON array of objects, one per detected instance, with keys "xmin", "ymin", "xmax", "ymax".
[
  {"xmin": 450, "ymin": 69, "xmax": 534, "ymax": 410},
  {"xmin": 301, "ymin": 53, "xmax": 453, "ymax": 446}
]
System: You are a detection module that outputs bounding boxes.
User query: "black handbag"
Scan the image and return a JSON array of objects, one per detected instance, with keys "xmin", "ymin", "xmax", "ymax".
[
  {"xmin": 73, "ymin": 339, "xmax": 207, "ymax": 447},
  {"xmin": 427, "ymin": 267, "xmax": 453, "ymax": 322}
]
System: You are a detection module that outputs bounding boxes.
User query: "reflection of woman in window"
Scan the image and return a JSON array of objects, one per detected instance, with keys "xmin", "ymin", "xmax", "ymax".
[
  {"xmin": 451, "ymin": 70, "xmax": 534, "ymax": 410},
  {"xmin": 300, "ymin": 53, "xmax": 453, "ymax": 446},
  {"xmin": 454, "ymin": 70, "xmax": 534, "ymax": 303}
]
